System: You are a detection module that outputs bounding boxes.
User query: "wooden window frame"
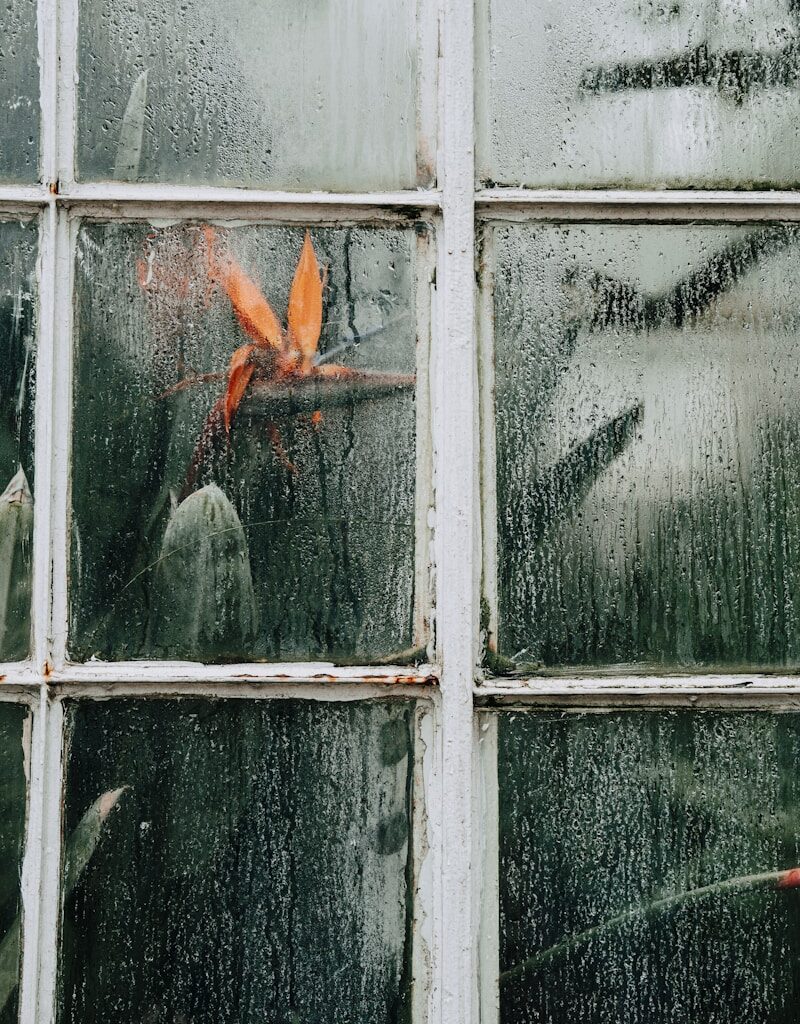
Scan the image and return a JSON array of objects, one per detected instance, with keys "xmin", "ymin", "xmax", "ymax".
[{"xmin": 4, "ymin": 1, "xmax": 797, "ymax": 1023}]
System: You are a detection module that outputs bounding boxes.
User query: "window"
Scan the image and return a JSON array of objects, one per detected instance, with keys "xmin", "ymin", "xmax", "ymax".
[{"xmin": 2, "ymin": 1, "xmax": 799, "ymax": 1023}]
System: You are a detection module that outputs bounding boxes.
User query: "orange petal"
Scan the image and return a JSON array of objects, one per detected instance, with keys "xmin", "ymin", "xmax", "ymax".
[
  {"xmin": 224, "ymin": 343, "xmax": 257, "ymax": 434},
  {"xmin": 287, "ymin": 230, "xmax": 323, "ymax": 368},
  {"xmin": 203, "ymin": 228, "xmax": 282, "ymax": 350}
]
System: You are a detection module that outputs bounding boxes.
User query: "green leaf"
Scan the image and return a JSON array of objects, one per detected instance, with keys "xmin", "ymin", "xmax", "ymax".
[
  {"xmin": 113, "ymin": 69, "xmax": 148, "ymax": 181},
  {"xmin": 0, "ymin": 787, "xmax": 127, "ymax": 1013},
  {"xmin": 147, "ymin": 484, "xmax": 258, "ymax": 660},
  {"xmin": 0, "ymin": 468, "xmax": 32, "ymax": 661}
]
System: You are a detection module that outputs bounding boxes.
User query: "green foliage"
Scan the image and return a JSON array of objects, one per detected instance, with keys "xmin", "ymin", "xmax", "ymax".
[
  {"xmin": 147, "ymin": 484, "xmax": 258, "ymax": 660},
  {"xmin": 0, "ymin": 469, "xmax": 32, "ymax": 661}
]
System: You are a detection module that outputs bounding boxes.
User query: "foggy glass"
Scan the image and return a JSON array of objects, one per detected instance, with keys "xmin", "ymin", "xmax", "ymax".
[
  {"xmin": 76, "ymin": 0, "xmax": 424, "ymax": 189},
  {"xmin": 57, "ymin": 698, "xmax": 414, "ymax": 1024},
  {"xmin": 0, "ymin": 703, "xmax": 29, "ymax": 1024},
  {"xmin": 0, "ymin": 221, "xmax": 36, "ymax": 663},
  {"xmin": 477, "ymin": 0, "xmax": 800, "ymax": 188},
  {"xmin": 493, "ymin": 222, "xmax": 800, "ymax": 671},
  {"xmin": 493, "ymin": 710, "xmax": 800, "ymax": 1024},
  {"xmin": 0, "ymin": 0, "xmax": 39, "ymax": 182},
  {"xmin": 70, "ymin": 222, "xmax": 418, "ymax": 663}
]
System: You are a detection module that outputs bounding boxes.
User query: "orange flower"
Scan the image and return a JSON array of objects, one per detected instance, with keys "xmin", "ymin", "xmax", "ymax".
[
  {"xmin": 203, "ymin": 228, "xmax": 356, "ymax": 434},
  {"xmin": 145, "ymin": 225, "xmax": 416, "ymax": 498}
]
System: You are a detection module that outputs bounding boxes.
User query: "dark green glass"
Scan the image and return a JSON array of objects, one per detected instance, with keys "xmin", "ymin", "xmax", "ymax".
[
  {"xmin": 0, "ymin": 702, "xmax": 31, "ymax": 1024},
  {"xmin": 493, "ymin": 221, "xmax": 800, "ymax": 671},
  {"xmin": 495, "ymin": 710, "xmax": 800, "ymax": 1024},
  {"xmin": 0, "ymin": 221, "xmax": 36, "ymax": 662},
  {"xmin": 57, "ymin": 698, "xmax": 415, "ymax": 1024},
  {"xmin": 70, "ymin": 222, "xmax": 418, "ymax": 662},
  {"xmin": 0, "ymin": 1, "xmax": 39, "ymax": 182}
]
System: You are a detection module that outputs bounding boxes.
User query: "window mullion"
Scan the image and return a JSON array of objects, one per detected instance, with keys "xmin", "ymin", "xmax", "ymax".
[
  {"xmin": 438, "ymin": 4, "xmax": 478, "ymax": 1024},
  {"xmin": 17, "ymin": 686, "xmax": 49, "ymax": 1024},
  {"xmin": 55, "ymin": 0, "xmax": 77, "ymax": 188},
  {"xmin": 38, "ymin": 0, "xmax": 57, "ymax": 187},
  {"xmin": 48, "ymin": 208, "xmax": 73, "ymax": 671},
  {"xmin": 30, "ymin": 201, "xmax": 57, "ymax": 672},
  {"xmin": 477, "ymin": 223, "xmax": 497, "ymax": 661},
  {"xmin": 29, "ymin": 692, "xmax": 64, "ymax": 1024}
]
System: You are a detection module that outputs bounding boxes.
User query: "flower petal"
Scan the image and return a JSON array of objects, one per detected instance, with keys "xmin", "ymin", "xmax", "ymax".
[
  {"xmin": 205, "ymin": 227, "xmax": 282, "ymax": 350},
  {"xmin": 224, "ymin": 343, "xmax": 257, "ymax": 433},
  {"xmin": 287, "ymin": 230, "xmax": 323, "ymax": 369}
]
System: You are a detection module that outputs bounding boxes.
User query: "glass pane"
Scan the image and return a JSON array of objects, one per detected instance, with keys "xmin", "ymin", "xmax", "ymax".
[
  {"xmin": 493, "ymin": 710, "xmax": 800, "ymax": 1024},
  {"xmin": 70, "ymin": 222, "xmax": 419, "ymax": 662},
  {"xmin": 0, "ymin": 221, "xmax": 36, "ymax": 663},
  {"xmin": 58, "ymin": 698, "xmax": 415, "ymax": 1024},
  {"xmin": 477, "ymin": 0, "xmax": 800, "ymax": 188},
  {"xmin": 492, "ymin": 221, "xmax": 800, "ymax": 672},
  {"xmin": 0, "ymin": 702, "xmax": 29, "ymax": 1024},
  {"xmin": 76, "ymin": 0, "xmax": 425, "ymax": 189},
  {"xmin": 0, "ymin": 0, "xmax": 39, "ymax": 183}
]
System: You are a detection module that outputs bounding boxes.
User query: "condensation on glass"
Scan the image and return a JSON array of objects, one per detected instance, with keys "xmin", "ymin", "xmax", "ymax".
[
  {"xmin": 70, "ymin": 221, "xmax": 420, "ymax": 663},
  {"xmin": 490, "ymin": 710, "xmax": 800, "ymax": 1024},
  {"xmin": 76, "ymin": 0, "xmax": 426, "ymax": 190},
  {"xmin": 491, "ymin": 221, "xmax": 800, "ymax": 671},
  {"xmin": 477, "ymin": 0, "xmax": 800, "ymax": 188},
  {"xmin": 0, "ymin": 0, "xmax": 39, "ymax": 183},
  {"xmin": 0, "ymin": 701, "xmax": 31, "ymax": 1024},
  {"xmin": 0, "ymin": 221, "xmax": 36, "ymax": 663},
  {"xmin": 57, "ymin": 698, "xmax": 415, "ymax": 1024}
]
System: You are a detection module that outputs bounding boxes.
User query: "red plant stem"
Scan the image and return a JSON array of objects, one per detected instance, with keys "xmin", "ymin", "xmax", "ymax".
[
  {"xmin": 180, "ymin": 398, "xmax": 226, "ymax": 503},
  {"xmin": 177, "ymin": 371, "xmax": 416, "ymax": 500},
  {"xmin": 157, "ymin": 372, "xmax": 226, "ymax": 400}
]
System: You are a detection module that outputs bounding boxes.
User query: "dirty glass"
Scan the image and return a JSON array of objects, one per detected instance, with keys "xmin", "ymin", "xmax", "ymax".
[
  {"xmin": 493, "ymin": 710, "xmax": 800, "ymax": 1024},
  {"xmin": 0, "ymin": 703, "xmax": 29, "ymax": 1024},
  {"xmin": 75, "ymin": 0, "xmax": 424, "ymax": 190},
  {"xmin": 0, "ymin": 222, "xmax": 36, "ymax": 663},
  {"xmin": 493, "ymin": 221, "xmax": 800, "ymax": 671},
  {"xmin": 0, "ymin": 0, "xmax": 39, "ymax": 183},
  {"xmin": 70, "ymin": 222, "xmax": 419, "ymax": 663},
  {"xmin": 57, "ymin": 698, "xmax": 414, "ymax": 1024},
  {"xmin": 477, "ymin": 0, "xmax": 800, "ymax": 189}
]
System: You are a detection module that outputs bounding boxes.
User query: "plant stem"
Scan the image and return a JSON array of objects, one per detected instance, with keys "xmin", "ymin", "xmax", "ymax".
[{"xmin": 501, "ymin": 866, "xmax": 800, "ymax": 986}]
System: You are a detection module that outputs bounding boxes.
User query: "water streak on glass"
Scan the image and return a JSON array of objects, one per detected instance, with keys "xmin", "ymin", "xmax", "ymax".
[
  {"xmin": 77, "ymin": 0, "xmax": 423, "ymax": 189},
  {"xmin": 494, "ymin": 710, "xmax": 800, "ymax": 1024},
  {"xmin": 70, "ymin": 222, "xmax": 418, "ymax": 662},
  {"xmin": 0, "ymin": 221, "xmax": 36, "ymax": 663},
  {"xmin": 57, "ymin": 699, "xmax": 414, "ymax": 1024},
  {"xmin": 0, "ymin": 0, "xmax": 39, "ymax": 182},
  {"xmin": 0, "ymin": 703, "xmax": 31, "ymax": 1024},
  {"xmin": 493, "ymin": 222, "xmax": 800, "ymax": 671},
  {"xmin": 478, "ymin": 0, "xmax": 800, "ymax": 188}
]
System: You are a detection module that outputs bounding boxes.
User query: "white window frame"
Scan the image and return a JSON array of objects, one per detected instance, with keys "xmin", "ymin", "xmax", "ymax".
[{"xmin": 3, "ymin": 1, "xmax": 798, "ymax": 1023}]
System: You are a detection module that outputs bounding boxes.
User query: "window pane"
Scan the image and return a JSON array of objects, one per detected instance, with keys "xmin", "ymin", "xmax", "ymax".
[
  {"xmin": 492, "ymin": 710, "xmax": 800, "ymax": 1024},
  {"xmin": 492, "ymin": 221, "xmax": 800, "ymax": 671},
  {"xmin": 477, "ymin": 0, "xmax": 800, "ymax": 188},
  {"xmin": 0, "ymin": 221, "xmax": 36, "ymax": 663},
  {"xmin": 76, "ymin": 0, "xmax": 425, "ymax": 189},
  {"xmin": 0, "ymin": 702, "xmax": 30, "ymax": 1024},
  {"xmin": 70, "ymin": 222, "xmax": 419, "ymax": 662},
  {"xmin": 0, "ymin": 0, "xmax": 38, "ymax": 183},
  {"xmin": 58, "ymin": 698, "xmax": 415, "ymax": 1024}
]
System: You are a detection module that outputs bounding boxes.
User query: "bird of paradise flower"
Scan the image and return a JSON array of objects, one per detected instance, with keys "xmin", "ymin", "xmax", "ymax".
[{"xmin": 147, "ymin": 227, "xmax": 415, "ymax": 500}]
